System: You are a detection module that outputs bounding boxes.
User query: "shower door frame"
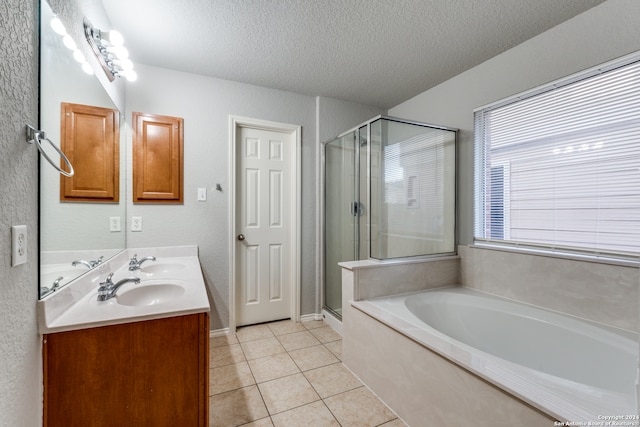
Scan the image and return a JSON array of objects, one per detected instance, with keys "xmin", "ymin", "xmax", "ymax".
[
  {"xmin": 321, "ymin": 125, "xmax": 370, "ymax": 320},
  {"xmin": 319, "ymin": 123, "xmax": 369, "ymax": 320},
  {"xmin": 320, "ymin": 115, "xmax": 459, "ymax": 320}
]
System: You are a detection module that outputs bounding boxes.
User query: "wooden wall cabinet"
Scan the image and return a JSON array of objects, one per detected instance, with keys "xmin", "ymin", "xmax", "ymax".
[
  {"xmin": 43, "ymin": 313, "xmax": 209, "ymax": 427},
  {"xmin": 132, "ymin": 112, "xmax": 184, "ymax": 204},
  {"xmin": 60, "ymin": 102, "xmax": 120, "ymax": 202}
]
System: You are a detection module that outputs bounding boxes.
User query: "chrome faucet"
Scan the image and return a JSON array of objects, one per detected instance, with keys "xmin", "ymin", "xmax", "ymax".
[
  {"xmin": 40, "ymin": 276, "xmax": 64, "ymax": 297},
  {"xmin": 128, "ymin": 254, "xmax": 156, "ymax": 271},
  {"xmin": 72, "ymin": 259, "xmax": 93, "ymax": 269},
  {"xmin": 97, "ymin": 273, "xmax": 140, "ymax": 301},
  {"xmin": 72, "ymin": 256, "xmax": 104, "ymax": 269},
  {"xmin": 91, "ymin": 256, "xmax": 104, "ymax": 267}
]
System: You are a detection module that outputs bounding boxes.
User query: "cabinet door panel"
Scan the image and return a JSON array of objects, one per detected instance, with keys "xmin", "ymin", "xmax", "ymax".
[
  {"xmin": 60, "ymin": 102, "xmax": 119, "ymax": 202},
  {"xmin": 132, "ymin": 112, "xmax": 184, "ymax": 203}
]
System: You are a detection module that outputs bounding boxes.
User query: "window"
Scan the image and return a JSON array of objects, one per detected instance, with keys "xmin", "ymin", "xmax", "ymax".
[{"xmin": 474, "ymin": 53, "xmax": 640, "ymax": 260}]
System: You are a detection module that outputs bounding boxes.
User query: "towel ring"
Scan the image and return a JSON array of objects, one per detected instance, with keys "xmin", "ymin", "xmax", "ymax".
[{"xmin": 26, "ymin": 125, "xmax": 74, "ymax": 177}]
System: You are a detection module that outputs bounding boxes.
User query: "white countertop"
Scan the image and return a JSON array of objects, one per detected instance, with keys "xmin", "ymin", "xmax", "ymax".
[{"xmin": 38, "ymin": 246, "xmax": 210, "ymax": 334}]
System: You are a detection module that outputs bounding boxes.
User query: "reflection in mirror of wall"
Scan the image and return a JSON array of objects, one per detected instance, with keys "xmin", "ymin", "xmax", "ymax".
[{"xmin": 40, "ymin": 0, "xmax": 126, "ymax": 299}]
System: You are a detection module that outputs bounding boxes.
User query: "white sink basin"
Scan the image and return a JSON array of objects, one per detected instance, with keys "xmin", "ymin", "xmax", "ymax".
[
  {"xmin": 116, "ymin": 283, "xmax": 185, "ymax": 307},
  {"xmin": 137, "ymin": 263, "xmax": 187, "ymax": 275}
]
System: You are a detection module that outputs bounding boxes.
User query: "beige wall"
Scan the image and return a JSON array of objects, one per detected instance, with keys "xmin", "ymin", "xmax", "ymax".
[{"xmin": 389, "ymin": 0, "xmax": 640, "ymax": 247}]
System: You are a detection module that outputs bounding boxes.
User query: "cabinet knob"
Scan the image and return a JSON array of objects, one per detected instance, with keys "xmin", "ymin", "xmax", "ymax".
[{"xmin": 237, "ymin": 234, "xmax": 245, "ymax": 241}]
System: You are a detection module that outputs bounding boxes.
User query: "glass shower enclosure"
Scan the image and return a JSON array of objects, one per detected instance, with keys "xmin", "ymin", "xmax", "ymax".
[{"xmin": 323, "ymin": 116, "xmax": 457, "ymax": 319}]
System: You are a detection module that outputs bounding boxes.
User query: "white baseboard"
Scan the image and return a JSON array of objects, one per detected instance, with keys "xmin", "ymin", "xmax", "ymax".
[
  {"xmin": 210, "ymin": 314, "xmax": 335, "ymax": 338},
  {"xmin": 300, "ymin": 313, "xmax": 324, "ymax": 322},
  {"xmin": 210, "ymin": 315, "xmax": 323, "ymax": 338},
  {"xmin": 322, "ymin": 309, "xmax": 342, "ymax": 335},
  {"xmin": 210, "ymin": 327, "xmax": 230, "ymax": 338}
]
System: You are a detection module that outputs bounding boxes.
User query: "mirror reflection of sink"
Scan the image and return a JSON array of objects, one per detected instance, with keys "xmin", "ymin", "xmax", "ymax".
[
  {"xmin": 137, "ymin": 263, "xmax": 187, "ymax": 275},
  {"xmin": 42, "ymin": 269, "xmax": 86, "ymax": 282},
  {"xmin": 117, "ymin": 284, "xmax": 185, "ymax": 307}
]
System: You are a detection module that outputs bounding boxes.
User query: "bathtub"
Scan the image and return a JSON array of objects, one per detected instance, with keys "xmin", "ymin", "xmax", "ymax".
[{"xmin": 350, "ymin": 287, "xmax": 638, "ymax": 422}]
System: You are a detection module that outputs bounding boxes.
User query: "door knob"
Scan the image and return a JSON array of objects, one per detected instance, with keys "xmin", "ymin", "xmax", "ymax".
[{"xmin": 237, "ymin": 234, "xmax": 245, "ymax": 241}]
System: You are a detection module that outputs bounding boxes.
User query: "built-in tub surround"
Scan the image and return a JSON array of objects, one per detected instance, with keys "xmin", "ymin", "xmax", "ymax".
[
  {"xmin": 340, "ymin": 255, "xmax": 639, "ymax": 425},
  {"xmin": 345, "ymin": 298, "xmax": 554, "ymax": 426},
  {"xmin": 38, "ymin": 245, "xmax": 210, "ymax": 333},
  {"xmin": 459, "ymin": 245, "xmax": 639, "ymax": 332},
  {"xmin": 354, "ymin": 288, "xmax": 636, "ymax": 423}
]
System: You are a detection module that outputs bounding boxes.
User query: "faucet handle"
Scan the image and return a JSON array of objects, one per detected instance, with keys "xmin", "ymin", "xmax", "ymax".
[
  {"xmin": 129, "ymin": 254, "xmax": 138, "ymax": 265},
  {"xmin": 52, "ymin": 276, "xmax": 64, "ymax": 289},
  {"xmin": 100, "ymin": 273, "xmax": 114, "ymax": 286}
]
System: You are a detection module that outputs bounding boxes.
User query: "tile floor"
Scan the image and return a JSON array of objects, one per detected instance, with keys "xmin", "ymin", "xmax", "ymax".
[{"xmin": 209, "ymin": 319, "xmax": 407, "ymax": 427}]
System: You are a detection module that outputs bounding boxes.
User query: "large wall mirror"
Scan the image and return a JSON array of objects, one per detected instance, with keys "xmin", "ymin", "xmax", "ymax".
[{"xmin": 40, "ymin": 0, "xmax": 126, "ymax": 298}]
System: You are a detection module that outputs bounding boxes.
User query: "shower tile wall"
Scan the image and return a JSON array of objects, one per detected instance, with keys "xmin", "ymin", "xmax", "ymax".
[{"xmin": 459, "ymin": 245, "xmax": 639, "ymax": 332}]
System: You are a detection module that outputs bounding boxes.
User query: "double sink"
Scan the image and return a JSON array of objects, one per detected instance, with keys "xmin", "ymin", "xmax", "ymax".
[{"xmin": 38, "ymin": 246, "xmax": 210, "ymax": 334}]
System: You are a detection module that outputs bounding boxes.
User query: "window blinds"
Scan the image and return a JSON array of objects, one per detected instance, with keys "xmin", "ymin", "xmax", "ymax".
[{"xmin": 474, "ymin": 54, "xmax": 640, "ymax": 259}]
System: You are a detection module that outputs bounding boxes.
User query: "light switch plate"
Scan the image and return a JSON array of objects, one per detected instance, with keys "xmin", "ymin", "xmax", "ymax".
[
  {"xmin": 11, "ymin": 225, "xmax": 27, "ymax": 266},
  {"xmin": 197, "ymin": 187, "xmax": 207, "ymax": 201}
]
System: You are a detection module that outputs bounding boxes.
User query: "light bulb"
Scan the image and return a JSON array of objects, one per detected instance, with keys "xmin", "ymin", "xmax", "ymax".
[
  {"xmin": 109, "ymin": 45, "xmax": 129, "ymax": 60},
  {"xmin": 82, "ymin": 62, "xmax": 94, "ymax": 75},
  {"xmin": 115, "ymin": 58, "xmax": 134, "ymax": 71},
  {"xmin": 50, "ymin": 17, "xmax": 67, "ymax": 35},
  {"xmin": 124, "ymin": 69, "xmax": 137, "ymax": 82},
  {"xmin": 107, "ymin": 30, "xmax": 124, "ymax": 46},
  {"xmin": 62, "ymin": 34, "xmax": 77, "ymax": 50},
  {"xmin": 73, "ymin": 49, "xmax": 85, "ymax": 63}
]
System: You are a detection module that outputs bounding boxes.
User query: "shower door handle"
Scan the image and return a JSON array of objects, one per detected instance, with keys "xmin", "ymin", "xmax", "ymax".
[{"xmin": 350, "ymin": 202, "xmax": 364, "ymax": 216}]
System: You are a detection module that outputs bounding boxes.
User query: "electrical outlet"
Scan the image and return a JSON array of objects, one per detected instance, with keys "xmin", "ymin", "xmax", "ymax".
[
  {"xmin": 110, "ymin": 216, "xmax": 121, "ymax": 232},
  {"xmin": 11, "ymin": 225, "xmax": 27, "ymax": 266},
  {"xmin": 131, "ymin": 216, "xmax": 143, "ymax": 232}
]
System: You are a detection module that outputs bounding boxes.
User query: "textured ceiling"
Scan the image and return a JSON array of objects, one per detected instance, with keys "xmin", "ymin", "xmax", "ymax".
[{"xmin": 103, "ymin": 0, "xmax": 605, "ymax": 109}]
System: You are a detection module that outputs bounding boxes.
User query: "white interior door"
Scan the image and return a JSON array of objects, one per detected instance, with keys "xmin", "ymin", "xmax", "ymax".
[{"xmin": 236, "ymin": 125, "xmax": 293, "ymax": 326}]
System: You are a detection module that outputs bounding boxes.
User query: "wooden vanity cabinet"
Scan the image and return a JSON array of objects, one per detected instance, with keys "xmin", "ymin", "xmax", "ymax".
[{"xmin": 43, "ymin": 313, "xmax": 209, "ymax": 427}]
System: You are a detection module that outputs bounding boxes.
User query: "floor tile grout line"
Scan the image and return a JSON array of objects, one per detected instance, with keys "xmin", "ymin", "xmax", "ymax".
[
  {"xmin": 284, "ymin": 350, "xmax": 307, "ymax": 374},
  {"xmin": 229, "ymin": 335, "xmax": 277, "ymax": 424},
  {"xmin": 264, "ymin": 397, "xmax": 325, "ymax": 418},
  {"xmin": 276, "ymin": 338, "xmax": 323, "ymax": 353},
  {"xmin": 294, "ymin": 344, "xmax": 347, "ymax": 427},
  {"xmin": 241, "ymin": 351, "xmax": 272, "ymax": 424},
  {"xmin": 253, "ymin": 364, "xmax": 322, "ymax": 419},
  {"xmin": 252, "ymin": 343, "xmax": 345, "ymax": 421},
  {"xmin": 280, "ymin": 345, "xmax": 345, "ymax": 426},
  {"xmin": 318, "ymin": 395, "xmax": 344, "ymax": 427},
  {"xmin": 209, "ymin": 343, "xmax": 248, "ymax": 369}
]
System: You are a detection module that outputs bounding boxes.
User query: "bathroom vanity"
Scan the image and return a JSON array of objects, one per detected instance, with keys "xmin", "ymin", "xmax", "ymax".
[
  {"xmin": 43, "ymin": 313, "xmax": 208, "ymax": 427},
  {"xmin": 38, "ymin": 246, "xmax": 210, "ymax": 427}
]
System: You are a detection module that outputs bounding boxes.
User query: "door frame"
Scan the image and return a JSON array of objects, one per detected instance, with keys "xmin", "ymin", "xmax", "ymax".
[{"xmin": 228, "ymin": 115, "xmax": 301, "ymax": 332}]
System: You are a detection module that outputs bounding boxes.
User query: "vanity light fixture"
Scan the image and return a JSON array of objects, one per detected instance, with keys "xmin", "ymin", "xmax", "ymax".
[
  {"xmin": 50, "ymin": 15, "xmax": 93, "ymax": 75},
  {"xmin": 83, "ymin": 17, "xmax": 137, "ymax": 82}
]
